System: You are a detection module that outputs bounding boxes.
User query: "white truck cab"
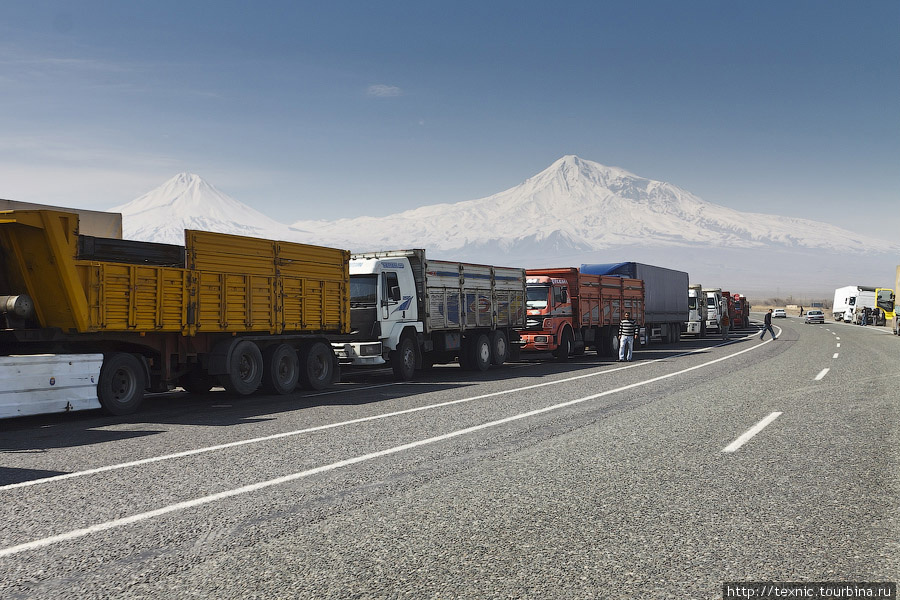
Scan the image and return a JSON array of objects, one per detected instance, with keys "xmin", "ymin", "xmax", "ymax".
[{"xmin": 336, "ymin": 254, "xmax": 423, "ymax": 368}]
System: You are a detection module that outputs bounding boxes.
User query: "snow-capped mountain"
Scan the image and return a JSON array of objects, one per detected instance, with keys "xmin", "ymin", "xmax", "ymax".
[
  {"xmin": 110, "ymin": 159, "xmax": 899, "ymax": 297},
  {"xmin": 291, "ymin": 155, "xmax": 891, "ymax": 255},
  {"xmin": 109, "ymin": 173, "xmax": 298, "ymax": 244}
]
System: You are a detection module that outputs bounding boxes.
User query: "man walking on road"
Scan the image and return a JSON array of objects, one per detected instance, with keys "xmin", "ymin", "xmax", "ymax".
[
  {"xmin": 760, "ymin": 308, "xmax": 776, "ymax": 340},
  {"xmin": 618, "ymin": 312, "xmax": 639, "ymax": 361}
]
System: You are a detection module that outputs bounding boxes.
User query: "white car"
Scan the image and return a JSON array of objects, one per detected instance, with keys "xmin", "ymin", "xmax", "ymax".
[
  {"xmin": 773, "ymin": 309, "xmax": 787, "ymax": 318},
  {"xmin": 804, "ymin": 309, "xmax": 825, "ymax": 324}
]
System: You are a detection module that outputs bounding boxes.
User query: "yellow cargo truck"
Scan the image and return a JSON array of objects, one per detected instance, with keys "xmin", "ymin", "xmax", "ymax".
[{"xmin": 0, "ymin": 209, "xmax": 349, "ymax": 417}]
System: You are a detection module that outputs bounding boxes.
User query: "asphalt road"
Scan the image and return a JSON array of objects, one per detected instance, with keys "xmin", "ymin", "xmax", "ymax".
[{"xmin": 1, "ymin": 314, "xmax": 897, "ymax": 599}]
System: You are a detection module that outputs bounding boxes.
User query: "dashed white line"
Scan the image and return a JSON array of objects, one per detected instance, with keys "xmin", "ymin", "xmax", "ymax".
[
  {"xmin": 815, "ymin": 368, "xmax": 830, "ymax": 381},
  {"xmin": 832, "ymin": 353, "xmax": 839, "ymax": 359},
  {"xmin": 722, "ymin": 411, "xmax": 782, "ymax": 453}
]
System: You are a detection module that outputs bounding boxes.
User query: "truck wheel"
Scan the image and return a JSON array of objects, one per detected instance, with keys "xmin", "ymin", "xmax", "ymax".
[
  {"xmin": 262, "ymin": 343, "xmax": 300, "ymax": 395},
  {"xmin": 299, "ymin": 341, "xmax": 335, "ymax": 391},
  {"xmin": 471, "ymin": 333, "xmax": 491, "ymax": 371},
  {"xmin": 391, "ymin": 336, "xmax": 417, "ymax": 381},
  {"xmin": 98, "ymin": 353, "xmax": 145, "ymax": 416},
  {"xmin": 489, "ymin": 331, "xmax": 509, "ymax": 365},
  {"xmin": 223, "ymin": 340, "xmax": 263, "ymax": 395},
  {"xmin": 556, "ymin": 328, "xmax": 573, "ymax": 362}
]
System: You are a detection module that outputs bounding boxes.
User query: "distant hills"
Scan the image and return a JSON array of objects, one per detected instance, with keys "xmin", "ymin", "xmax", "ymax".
[{"xmin": 108, "ymin": 157, "xmax": 899, "ymax": 298}]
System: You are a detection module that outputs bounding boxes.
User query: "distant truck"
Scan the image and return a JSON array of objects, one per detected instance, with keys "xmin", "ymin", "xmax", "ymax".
[
  {"xmin": 703, "ymin": 288, "xmax": 725, "ymax": 334},
  {"xmin": 875, "ymin": 287, "xmax": 894, "ymax": 326},
  {"xmin": 731, "ymin": 293, "xmax": 750, "ymax": 328},
  {"xmin": 683, "ymin": 284, "xmax": 706, "ymax": 337},
  {"xmin": 332, "ymin": 250, "xmax": 525, "ymax": 379},
  {"xmin": 832, "ymin": 285, "xmax": 876, "ymax": 324},
  {"xmin": 520, "ymin": 268, "xmax": 644, "ymax": 359},
  {"xmin": 580, "ymin": 262, "xmax": 689, "ymax": 344},
  {"xmin": 1, "ymin": 209, "xmax": 349, "ymax": 418},
  {"xmin": 893, "ymin": 267, "xmax": 900, "ymax": 335}
]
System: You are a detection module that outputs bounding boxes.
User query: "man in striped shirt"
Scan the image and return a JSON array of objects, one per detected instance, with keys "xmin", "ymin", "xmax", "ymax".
[{"xmin": 618, "ymin": 312, "xmax": 639, "ymax": 362}]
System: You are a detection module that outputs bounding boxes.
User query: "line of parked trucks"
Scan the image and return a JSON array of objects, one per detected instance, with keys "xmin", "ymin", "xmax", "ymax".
[{"xmin": 0, "ymin": 207, "xmax": 751, "ymax": 419}]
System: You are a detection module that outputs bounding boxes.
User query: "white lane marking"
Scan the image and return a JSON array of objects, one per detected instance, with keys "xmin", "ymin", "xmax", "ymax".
[
  {"xmin": 815, "ymin": 368, "xmax": 830, "ymax": 381},
  {"xmin": 836, "ymin": 337, "xmax": 840, "ymax": 341},
  {"xmin": 833, "ymin": 353, "xmax": 839, "ymax": 359},
  {"xmin": 836, "ymin": 343, "xmax": 840, "ymax": 348},
  {"xmin": 0, "ymin": 335, "xmax": 759, "ymax": 492},
  {"xmin": 722, "ymin": 412, "xmax": 782, "ymax": 453},
  {"xmin": 0, "ymin": 335, "xmax": 776, "ymax": 557}
]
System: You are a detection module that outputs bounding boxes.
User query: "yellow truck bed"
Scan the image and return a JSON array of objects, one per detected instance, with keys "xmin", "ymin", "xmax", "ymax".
[{"xmin": 0, "ymin": 209, "xmax": 349, "ymax": 336}]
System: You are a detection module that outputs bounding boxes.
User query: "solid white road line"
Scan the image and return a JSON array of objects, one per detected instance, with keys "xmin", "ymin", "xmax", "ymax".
[
  {"xmin": 815, "ymin": 368, "xmax": 830, "ymax": 381},
  {"xmin": 0, "ymin": 335, "xmax": 761, "ymax": 493},
  {"xmin": 1, "ymin": 334, "xmax": 776, "ymax": 557},
  {"xmin": 721, "ymin": 412, "xmax": 782, "ymax": 453}
]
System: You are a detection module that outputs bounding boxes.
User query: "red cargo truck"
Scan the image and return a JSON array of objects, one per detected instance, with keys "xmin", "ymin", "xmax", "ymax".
[
  {"xmin": 731, "ymin": 293, "xmax": 750, "ymax": 328},
  {"xmin": 520, "ymin": 268, "xmax": 644, "ymax": 360}
]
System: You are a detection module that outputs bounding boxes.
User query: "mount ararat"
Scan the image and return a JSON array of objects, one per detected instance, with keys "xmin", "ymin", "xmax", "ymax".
[{"xmin": 110, "ymin": 156, "xmax": 898, "ymax": 298}]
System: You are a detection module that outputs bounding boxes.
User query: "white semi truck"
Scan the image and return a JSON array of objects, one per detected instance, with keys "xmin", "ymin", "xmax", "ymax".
[
  {"xmin": 683, "ymin": 284, "xmax": 706, "ymax": 337},
  {"xmin": 832, "ymin": 285, "xmax": 876, "ymax": 324},
  {"xmin": 703, "ymin": 288, "xmax": 725, "ymax": 333},
  {"xmin": 332, "ymin": 250, "xmax": 526, "ymax": 380}
]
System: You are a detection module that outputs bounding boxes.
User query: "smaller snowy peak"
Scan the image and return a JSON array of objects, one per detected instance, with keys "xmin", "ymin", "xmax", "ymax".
[{"xmin": 110, "ymin": 173, "xmax": 296, "ymax": 245}]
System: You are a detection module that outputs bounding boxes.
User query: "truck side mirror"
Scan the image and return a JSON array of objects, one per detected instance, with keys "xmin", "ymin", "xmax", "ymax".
[{"xmin": 559, "ymin": 289, "xmax": 568, "ymax": 303}]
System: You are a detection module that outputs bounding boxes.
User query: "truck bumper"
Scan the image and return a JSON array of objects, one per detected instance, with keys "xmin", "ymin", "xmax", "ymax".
[
  {"xmin": 332, "ymin": 342, "xmax": 386, "ymax": 366},
  {"xmin": 684, "ymin": 321, "xmax": 701, "ymax": 334},
  {"xmin": 519, "ymin": 332, "xmax": 555, "ymax": 352}
]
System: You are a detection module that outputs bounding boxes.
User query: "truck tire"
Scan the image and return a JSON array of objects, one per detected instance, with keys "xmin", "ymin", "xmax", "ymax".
[
  {"xmin": 222, "ymin": 340, "xmax": 263, "ymax": 395},
  {"xmin": 98, "ymin": 352, "xmax": 145, "ymax": 416},
  {"xmin": 489, "ymin": 330, "xmax": 509, "ymax": 365},
  {"xmin": 391, "ymin": 336, "xmax": 417, "ymax": 381},
  {"xmin": 555, "ymin": 327, "xmax": 573, "ymax": 362},
  {"xmin": 299, "ymin": 341, "xmax": 335, "ymax": 391},
  {"xmin": 262, "ymin": 343, "xmax": 300, "ymax": 395},
  {"xmin": 471, "ymin": 333, "xmax": 491, "ymax": 371}
]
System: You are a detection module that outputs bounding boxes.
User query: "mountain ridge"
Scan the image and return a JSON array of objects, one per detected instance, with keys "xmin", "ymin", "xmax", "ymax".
[{"xmin": 107, "ymin": 157, "xmax": 899, "ymax": 297}]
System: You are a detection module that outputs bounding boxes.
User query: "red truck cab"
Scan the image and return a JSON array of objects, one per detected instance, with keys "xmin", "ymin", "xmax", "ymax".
[{"xmin": 521, "ymin": 268, "xmax": 644, "ymax": 360}]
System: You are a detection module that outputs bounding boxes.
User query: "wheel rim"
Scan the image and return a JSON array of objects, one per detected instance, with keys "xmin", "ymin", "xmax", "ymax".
[
  {"xmin": 479, "ymin": 340, "xmax": 490, "ymax": 363},
  {"xmin": 239, "ymin": 353, "xmax": 258, "ymax": 383},
  {"xmin": 111, "ymin": 367, "xmax": 136, "ymax": 401}
]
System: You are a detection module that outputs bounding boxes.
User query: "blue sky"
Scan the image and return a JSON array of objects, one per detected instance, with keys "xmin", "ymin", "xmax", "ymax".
[{"xmin": 2, "ymin": 1, "xmax": 898, "ymax": 239}]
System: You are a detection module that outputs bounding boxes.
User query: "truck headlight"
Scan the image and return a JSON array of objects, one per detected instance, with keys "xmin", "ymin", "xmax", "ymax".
[{"xmin": 360, "ymin": 343, "xmax": 382, "ymax": 356}]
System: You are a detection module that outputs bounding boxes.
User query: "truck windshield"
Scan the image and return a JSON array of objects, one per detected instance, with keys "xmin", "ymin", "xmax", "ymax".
[
  {"xmin": 350, "ymin": 275, "xmax": 378, "ymax": 307},
  {"xmin": 526, "ymin": 285, "xmax": 550, "ymax": 309},
  {"xmin": 877, "ymin": 289, "xmax": 893, "ymax": 312}
]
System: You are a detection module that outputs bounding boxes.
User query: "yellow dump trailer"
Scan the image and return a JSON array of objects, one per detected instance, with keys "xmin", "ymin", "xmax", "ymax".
[{"xmin": 0, "ymin": 209, "xmax": 350, "ymax": 417}]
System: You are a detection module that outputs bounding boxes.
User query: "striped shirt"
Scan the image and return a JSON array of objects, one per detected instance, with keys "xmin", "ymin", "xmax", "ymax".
[{"xmin": 619, "ymin": 319, "xmax": 639, "ymax": 337}]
